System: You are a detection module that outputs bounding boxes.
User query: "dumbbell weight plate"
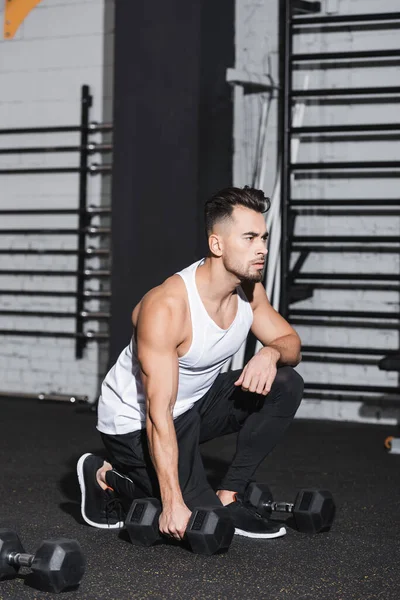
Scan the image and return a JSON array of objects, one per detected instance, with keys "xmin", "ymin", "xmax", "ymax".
[
  {"xmin": 186, "ymin": 507, "xmax": 234, "ymax": 556},
  {"xmin": 125, "ymin": 498, "xmax": 162, "ymax": 547},
  {"xmin": 29, "ymin": 539, "xmax": 86, "ymax": 594},
  {"xmin": 244, "ymin": 483, "xmax": 274, "ymax": 518},
  {"xmin": 0, "ymin": 529, "xmax": 25, "ymax": 580},
  {"xmin": 293, "ymin": 490, "xmax": 336, "ymax": 534}
]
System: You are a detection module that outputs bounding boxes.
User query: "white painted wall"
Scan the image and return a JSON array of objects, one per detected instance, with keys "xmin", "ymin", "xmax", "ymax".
[
  {"xmin": 0, "ymin": 0, "xmax": 114, "ymax": 401},
  {"xmin": 233, "ymin": 0, "xmax": 279, "ymax": 193},
  {"xmin": 233, "ymin": 0, "xmax": 400, "ymax": 424}
]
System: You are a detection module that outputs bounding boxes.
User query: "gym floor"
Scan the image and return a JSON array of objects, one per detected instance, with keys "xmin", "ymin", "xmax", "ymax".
[{"xmin": 1, "ymin": 397, "xmax": 399, "ymax": 600}]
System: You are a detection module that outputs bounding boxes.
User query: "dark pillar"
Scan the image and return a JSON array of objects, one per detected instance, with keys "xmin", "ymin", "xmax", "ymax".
[
  {"xmin": 110, "ymin": 0, "xmax": 234, "ymax": 363},
  {"xmin": 196, "ymin": 0, "xmax": 235, "ymax": 257}
]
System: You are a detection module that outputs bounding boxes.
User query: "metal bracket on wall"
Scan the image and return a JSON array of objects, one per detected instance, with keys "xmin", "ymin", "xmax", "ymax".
[
  {"xmin": 226, "ymin": 69, "xmax": 276, "ymax": 95},
  {"xmin": 293, "ymin": 0, "xmax": 321, "ymax": 15}
]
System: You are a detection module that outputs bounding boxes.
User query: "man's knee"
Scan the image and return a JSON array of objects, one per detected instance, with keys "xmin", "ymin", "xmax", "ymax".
[
  {"xmin": 275, "ymin": 365, "xmax": 304, "ymax": 392},
  {"xmin": 270, "ymin": 366, "xmax": 304, "ymax": 416}
]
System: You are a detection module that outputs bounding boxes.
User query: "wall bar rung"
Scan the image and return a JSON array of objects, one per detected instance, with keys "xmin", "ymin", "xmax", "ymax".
[
  {"xmin": 291, "ymin": 318, "xmax": 399, "ymax": 330},
  {"xmin": 0, "ymin": 167, "xmax": 83, "ymax": 175},
  {"xmin": 0, "ymin": 227, "xmax": 110, "ymax": 235},
  {"xmin": 292, "ymin": 87, "xmax": 400, "ymax": 97},
  {"xmin": 302, "ymin": 355, "xmax": 378, "ymax": 366},
  {"xmin": 291, "ymin": 235, "xmax": 399, "ymax": 243},
  {"xmin": 292, "ymin": 49, "xmax": 400, "ymax": 61},
  {"xmin": 305, "ymin": 382, "xmax": 400, "ymax": 394},
  {"xmin": 0, "ymin": 391, "xmax": 89, "ymax": 403},
  {"xmin": 0, "ymin": 289, "xmax": 111, "ymax": 298},
  {"xmin": 0, "ymin": 310, "xmax": 110, "ymax": 319},
  {"xmin": 291, "ymin": 209, "xmax": 400, "ymax": 217},
  {"xmin": 291, "ymin": 123, "xmax": 400, "ymax": 134},
  {"xmin": 294, "ymin": 171, "xmax": 400, "ymax": 180},
  {"xmin": 0, "ymin": 208, "xmax": 111, "ymax": 215},
  {"xmin": 302, "ymin": 345, "xmax": 397, "ymax": 355},
  {"xmin": 292, "ymin": 245, "xmax": 399, "ymax": 253},
  {"xmin": 0, "ymin": 144, "xmax": 112, "ymax": 155},
  {"xmin": 302, "ymin": 391, "xmax": 400, "ymax": 404},
  {"xmin": 296, "ymin": 282, "xmax": 400, "ymax": 291},
  {"xmin": 0, "ymin": 248, "xmax": 110, "ymax": 256},
  {"xmin": 291, "ymin": 161, "xmax": 400, "ymax": 170},
  {"xmin": 293, "ymin": 273, "xmax": 399, "ymax": 281},
  {"xmin": 0, "ymin": 122, "xmax": 112, "ymax": 135},
  {"xmin": 0, "ymin": 165, "xmax": 111, "ymax": 175},
  {"xmin": 289, "ymin": 199, "xmax": 400, "ymax": 206},
  {"xmin": 0, "ymin": 330, "xmax": 109, "ymax": 339},
  {"xmin": 0, "ymin": 269, "xmax": 110, "ymax": 277},
  {"xmin": 292, "ymin": 12, "xmax": 400, "ymax": 26},
  {"xmin": 290, "ymin": 309, "xmax": 400, "ymax": 319}
]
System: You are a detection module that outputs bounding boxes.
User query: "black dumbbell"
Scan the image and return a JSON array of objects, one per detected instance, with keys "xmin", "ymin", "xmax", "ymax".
[
  {"xmin": 244, "ymin": 483, "xmax": 336, "ymax": 534},
  {"xmin": 125, "ymin": 498, "xmax": 234, "ymax": 555},
  {"xmin": 0, "ymin": 529, "xmax": 85, "ymax": 593}
]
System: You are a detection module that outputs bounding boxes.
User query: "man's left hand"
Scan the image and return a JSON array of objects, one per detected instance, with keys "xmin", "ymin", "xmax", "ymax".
[{"xmin": 234, "ymin": 347, "xmax": 280, "ymax": 396}]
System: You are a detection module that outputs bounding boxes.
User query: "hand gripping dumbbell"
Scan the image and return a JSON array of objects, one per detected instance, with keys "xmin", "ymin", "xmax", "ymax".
[
  {"xmin": 125, "ymin": 498, "xmax": 234, "ymax": 555},
  {"xmin": 244, "ymin": 483, "xmax": 336, "ymax": 534},
  {"xmin": 0, "ymin": 529, "xmax": 85, "ymax": 593}
]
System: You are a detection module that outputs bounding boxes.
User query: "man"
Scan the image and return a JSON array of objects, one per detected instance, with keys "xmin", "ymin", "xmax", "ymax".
[{"xmin": 77, "ymin": 186, "xmax": 304, "ymax": 541}]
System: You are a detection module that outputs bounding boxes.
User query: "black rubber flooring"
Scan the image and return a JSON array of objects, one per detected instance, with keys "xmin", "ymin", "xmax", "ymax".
[{"xmin": 0, "ymin": 397, "xmax": 399, "ymax": 600}]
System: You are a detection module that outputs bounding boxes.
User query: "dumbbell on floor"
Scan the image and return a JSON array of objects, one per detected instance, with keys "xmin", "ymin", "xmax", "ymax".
[
  {"xmin": 125, "ymin": 498, "xmax": 234, "ymax": 555},
  {"xmin": 244, "ymin": 483, "xmax": 336, "ymax": 534},
  {"xmin": 0, "ymin": 529, "xmax": 85, "ymax": 593}
]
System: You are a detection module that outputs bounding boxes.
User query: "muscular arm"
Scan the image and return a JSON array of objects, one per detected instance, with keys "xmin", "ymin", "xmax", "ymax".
[
  {"xmin": 258, "ymin": 333, "xmax": 301, "ymax": 366},
  {"xmin": 234, "ymin": 283, "xmax": 301, "ymax": 394},
  {"xmin": 136, "ymin": 290, "xmax": 190, "ymax": 537},
  {"xmin": 249, "ymin": 283, "xmax": 301, "ymax": 366}
]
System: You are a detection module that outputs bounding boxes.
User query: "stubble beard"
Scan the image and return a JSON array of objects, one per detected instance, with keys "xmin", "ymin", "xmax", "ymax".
[
  {"xmin": 224, "ymin": 257, "xmax": 264, "ymax": 284},
  {"xmin": 243, "ymin": 270, "xmax": 263, "ymax": 283}
]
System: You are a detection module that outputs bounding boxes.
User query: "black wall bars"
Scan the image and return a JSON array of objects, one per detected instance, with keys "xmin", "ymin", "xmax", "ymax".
[
  {"xmin": 0, "ymin": 85, "xmax": 111, "ymax": 359},
  {"xmin": 279, "ymin": 5, "xmax": 400, "ymax": 403}
]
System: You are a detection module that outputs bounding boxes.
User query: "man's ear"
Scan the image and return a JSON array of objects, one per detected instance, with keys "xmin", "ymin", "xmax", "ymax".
[{"xmin": 208, "ymin": 233, "xmax": 223, "ymax": 257}]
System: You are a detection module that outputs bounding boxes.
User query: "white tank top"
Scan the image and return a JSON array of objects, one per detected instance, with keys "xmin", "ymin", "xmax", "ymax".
[{"xmin": 97, "ymin": 258, "xmax": 254, "ymax": 434}]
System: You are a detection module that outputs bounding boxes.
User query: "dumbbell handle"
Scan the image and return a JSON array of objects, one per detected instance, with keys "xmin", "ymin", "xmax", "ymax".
[
  {"xmin": 7, "ymin": 552, "xmax": 34, "ymax": 568},
  {"xmin": 263, "ymin": 501, "xmax": 295, "ymax": 514}
]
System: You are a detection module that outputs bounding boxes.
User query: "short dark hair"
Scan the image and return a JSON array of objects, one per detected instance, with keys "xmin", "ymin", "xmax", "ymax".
[{"xmin": 204, "ymin": 186, "xmax": 270, "ymax": 236}]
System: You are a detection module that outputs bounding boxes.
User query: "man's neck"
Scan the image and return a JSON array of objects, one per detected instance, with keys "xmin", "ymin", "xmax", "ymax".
[{"xmin": 196, "ymin": 256, "xmax": 240, "ymax": 306}]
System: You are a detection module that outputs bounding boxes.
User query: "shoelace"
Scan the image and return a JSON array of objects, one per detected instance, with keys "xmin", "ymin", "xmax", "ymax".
[{"xmin": 105, "ymin": 497, "xmax": 125, "ymax": 527}]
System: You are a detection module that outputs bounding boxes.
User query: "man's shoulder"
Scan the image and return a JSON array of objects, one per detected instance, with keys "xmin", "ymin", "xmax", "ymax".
[{"xmin": 142, "ymin": 275, "xmax": 188, "ymax": 314}]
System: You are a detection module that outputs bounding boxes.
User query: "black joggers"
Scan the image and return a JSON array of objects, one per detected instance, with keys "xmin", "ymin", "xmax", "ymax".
[{"xmin": 101, "ymin": 366, "xmax": 304, "ymax": 510}]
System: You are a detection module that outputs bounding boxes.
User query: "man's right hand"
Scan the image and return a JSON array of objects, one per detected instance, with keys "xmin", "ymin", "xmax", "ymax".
[{"xmin": 159, "ymin": 502, "xmax": 192, "ymax": 540}]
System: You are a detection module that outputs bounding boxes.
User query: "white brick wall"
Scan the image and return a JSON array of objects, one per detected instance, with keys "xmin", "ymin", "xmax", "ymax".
[
  {"xmin": 0, "ymin": 0, "xmax": 114, "ymax": 401},
  {"xmin": 234, "ymin": 0, "xmax": 400, "ymax": 423},
  {"xmin": 233, "ymin": 0, "xmax": 279, "ymax": 193}
]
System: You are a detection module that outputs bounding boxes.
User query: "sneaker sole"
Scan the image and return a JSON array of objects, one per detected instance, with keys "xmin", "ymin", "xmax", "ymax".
[
  {"xmin": 234, "ymin": 526, "xmax": 286, "ymax": 539},
  {"xmin": 76, "ymin": 453, "xmax": 124, "ymax": 530}
]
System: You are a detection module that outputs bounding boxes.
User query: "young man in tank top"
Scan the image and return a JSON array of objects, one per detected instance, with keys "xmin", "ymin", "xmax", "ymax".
[{"xmin": 77, "ymin": 186, "xmax": 304, "ymax": 541}]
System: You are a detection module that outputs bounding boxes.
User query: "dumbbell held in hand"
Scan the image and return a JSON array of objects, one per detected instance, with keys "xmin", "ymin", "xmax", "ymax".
[
  {"xmin": 125, "ymin": 498, "xmax": 234, "ymax": 555},
  {"xmin": 0, "ymin": 528, "xmax": 85, "ymax": 593},
  {"xmin": 245, "ymin": 483, "xmax": 336, "ymax": 534}
]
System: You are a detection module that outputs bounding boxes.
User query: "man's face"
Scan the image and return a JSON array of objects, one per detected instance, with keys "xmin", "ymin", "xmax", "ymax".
[{"xmin": 214, "ymin": 206, "xmax": 268, "ymax": 283}]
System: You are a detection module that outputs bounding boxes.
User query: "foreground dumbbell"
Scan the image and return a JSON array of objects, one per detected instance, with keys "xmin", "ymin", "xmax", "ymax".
[
  {"xmin": 245, "ymin": 483, "xmax": 336, "ymax": 534},
  {"xmin": 0, "ymin": 529, "xmax": 85, "ymax": 593},
  {"xmin": 125, "ymin": 498, "xmax": 234, "ymax": 555}
]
